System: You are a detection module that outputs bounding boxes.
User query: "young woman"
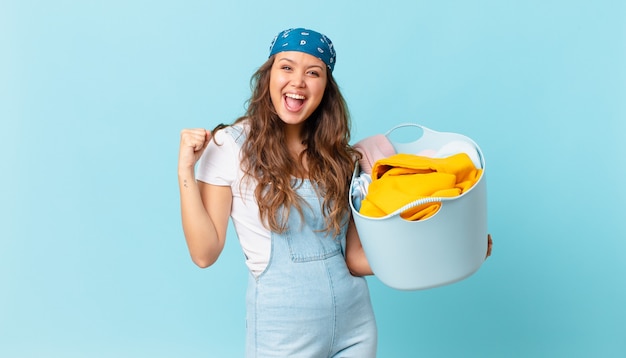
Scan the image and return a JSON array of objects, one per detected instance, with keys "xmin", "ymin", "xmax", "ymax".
[{"xmin": 178, "ymin": 28, "xmax": 377, "ymax": 357}]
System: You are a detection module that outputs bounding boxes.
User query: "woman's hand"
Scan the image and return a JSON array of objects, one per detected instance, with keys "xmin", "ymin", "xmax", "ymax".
[
  {"xmin": 486, "ymin": 234, "xmax": 493, "ymax": 259},
  {"xmin": 179, "ymin": 128, "xmax": 211, "ymax": 172}
]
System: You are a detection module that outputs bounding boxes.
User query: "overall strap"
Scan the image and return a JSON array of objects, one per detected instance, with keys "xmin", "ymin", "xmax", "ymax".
[{"xmin": 223, "ymin": 125, "xmax": 246, "ymax": 147}]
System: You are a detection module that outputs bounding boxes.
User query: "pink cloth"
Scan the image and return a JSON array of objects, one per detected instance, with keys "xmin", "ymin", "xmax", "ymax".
[{"xmin": 353, "ymin": 134, "xmax": 396, "ymax": 174}]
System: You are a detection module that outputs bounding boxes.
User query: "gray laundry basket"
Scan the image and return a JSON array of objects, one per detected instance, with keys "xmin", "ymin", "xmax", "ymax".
[{"xmin": 350, "ymin": 123, "xmax": 488, "ymax": 290}]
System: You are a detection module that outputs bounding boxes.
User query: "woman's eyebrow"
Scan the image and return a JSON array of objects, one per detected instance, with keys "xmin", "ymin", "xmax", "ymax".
[
  {"xmin": 277, "ymin": 57, "xmax": 324, "ymax": 70},
  {"xmin": 277, "ymin": 57, "xmax": 295, "ymax": 64}
]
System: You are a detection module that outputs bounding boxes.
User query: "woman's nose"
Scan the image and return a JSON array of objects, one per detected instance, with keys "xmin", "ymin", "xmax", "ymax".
[{"xmin": 290, "ymin": 73, "xmax": 306, "ymax": 88}]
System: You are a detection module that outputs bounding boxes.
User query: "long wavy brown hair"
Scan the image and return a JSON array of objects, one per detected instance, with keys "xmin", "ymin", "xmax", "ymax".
[{"xmin": 213, "ymin": 55, "xmax": 359, "ymax": 236}]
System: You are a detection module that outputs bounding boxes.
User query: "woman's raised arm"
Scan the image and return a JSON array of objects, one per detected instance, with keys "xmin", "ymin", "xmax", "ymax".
[{"xmin": 178, "ymin": 128, "xmax": 232, "ymax": 268}]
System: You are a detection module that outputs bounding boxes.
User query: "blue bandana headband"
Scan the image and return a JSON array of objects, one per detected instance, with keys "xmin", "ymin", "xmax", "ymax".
[{"xmin": 269, "ymin": 28, "xmax": 336, "ymax": 72}]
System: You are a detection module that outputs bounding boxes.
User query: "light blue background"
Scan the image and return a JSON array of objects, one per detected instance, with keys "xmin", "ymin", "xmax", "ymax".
[{"xmin": 2, "ymin": 0, "xmax": 625, "ymax": 357}]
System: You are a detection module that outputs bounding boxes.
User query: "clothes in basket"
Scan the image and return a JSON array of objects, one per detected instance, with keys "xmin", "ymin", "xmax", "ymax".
[{"xmin": 359, "ymin": 152, "xmax": 483, "ymax": 221}]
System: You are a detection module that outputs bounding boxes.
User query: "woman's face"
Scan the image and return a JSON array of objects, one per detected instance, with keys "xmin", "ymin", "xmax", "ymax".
[{"xmin": 269, "ymin": 51, "xmax": 328, "ymax": 126}]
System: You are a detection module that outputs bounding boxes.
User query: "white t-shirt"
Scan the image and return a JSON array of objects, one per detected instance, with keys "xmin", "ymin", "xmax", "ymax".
[{"xmin": 195, "ymin": 124, "xmax": 271, "ymax": 276}]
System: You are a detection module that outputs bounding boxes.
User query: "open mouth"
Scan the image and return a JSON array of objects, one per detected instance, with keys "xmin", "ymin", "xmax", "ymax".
[{"xmin": 284, "ymin": 93, "xmax": 306, "ymax": 112}]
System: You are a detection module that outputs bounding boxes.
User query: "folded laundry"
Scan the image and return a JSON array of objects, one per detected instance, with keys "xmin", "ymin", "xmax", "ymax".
[
  {"xmin": 353, "ymin": 134, "xmax": 396, "ymax": 174},
  {"xmin": 359, "ymin": 153, "xmax": 482, "ymax": 221}
]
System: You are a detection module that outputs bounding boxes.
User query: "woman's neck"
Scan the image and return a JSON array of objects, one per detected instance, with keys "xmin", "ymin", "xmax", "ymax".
[
  {"xmin": 284, "ymin": 124, "xmax": 306, "ymax": 154},
  {"xmin": 283, "ymin": 124, "xmax": 309, "ymax": 175}
]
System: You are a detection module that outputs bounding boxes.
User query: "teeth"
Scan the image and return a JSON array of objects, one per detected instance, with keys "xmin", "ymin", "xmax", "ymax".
[{"xmin": 285, "ymin": 93, "xmax": 305, "ymax": 100}]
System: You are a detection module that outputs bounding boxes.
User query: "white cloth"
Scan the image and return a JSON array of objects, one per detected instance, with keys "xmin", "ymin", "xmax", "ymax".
[
  {"xmin": 195, "ymin": 124, "xmax": 271, "ymax": 276},
  {"xmin": 350, "ymin": 172, "xmax": 371, "ymax": 211},
  {"xmin": 434, "ymin": 140, "xmax": 482, "ymax": 168}
]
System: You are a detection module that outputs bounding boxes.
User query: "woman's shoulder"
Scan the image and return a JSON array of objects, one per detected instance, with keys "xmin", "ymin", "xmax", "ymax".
[
  {"xmin": 212, "ymin": 119, "xmax": 249, "ymax": 145},
  {"xmin": 216, "ymin": 119, "xmax": 249, "ymax": 136}
]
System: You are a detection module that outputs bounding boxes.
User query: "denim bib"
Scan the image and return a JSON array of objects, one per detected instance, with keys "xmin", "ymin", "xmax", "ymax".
[{"xmin": 222, "ymin": 125, "xmax": 377, "ymax": 357}]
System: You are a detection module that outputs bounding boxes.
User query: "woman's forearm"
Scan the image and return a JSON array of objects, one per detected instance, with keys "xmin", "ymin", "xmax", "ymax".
[
  {"xmin": 345, "ymin": 217, "xmax": 374, "ymax": 276},
  {"xmin": 178, "ymin": 168, "xmax": 222, "ymax": 268}
]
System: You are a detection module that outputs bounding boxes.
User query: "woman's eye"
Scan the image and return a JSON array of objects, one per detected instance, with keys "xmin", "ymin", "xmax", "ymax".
[
  {"xmin": 281, "ymin": 66, "xmax": 292, "ymax": 71},
  {"xmin": 308, "ymin": 71, "xmax": 319, "ymax": 77}
]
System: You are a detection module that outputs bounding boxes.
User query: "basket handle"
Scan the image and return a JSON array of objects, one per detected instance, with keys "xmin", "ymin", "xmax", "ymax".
[{"xmin": 385, "ymin": 122, "xmax": 438, "ymax": 139}]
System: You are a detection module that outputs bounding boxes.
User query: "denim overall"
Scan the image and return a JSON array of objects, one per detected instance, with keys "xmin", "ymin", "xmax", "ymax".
[{"xmin": 225, "ymin": 128, "xmax": 377, "ymax": 357}]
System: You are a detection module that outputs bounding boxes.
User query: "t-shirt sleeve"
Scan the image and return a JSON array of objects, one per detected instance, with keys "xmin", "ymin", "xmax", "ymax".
[{"xmin": 195, "ymin": 128, "xmax": 239, "ymax": 186}]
